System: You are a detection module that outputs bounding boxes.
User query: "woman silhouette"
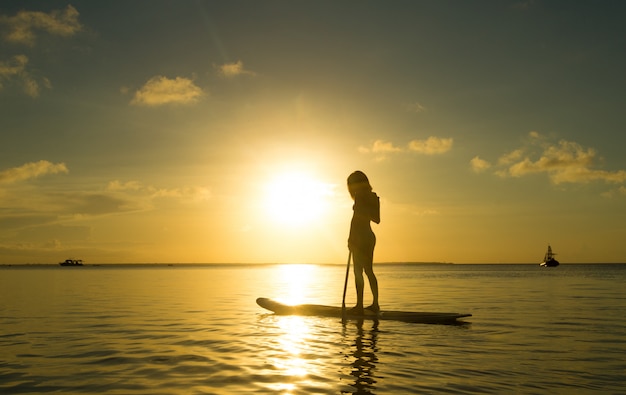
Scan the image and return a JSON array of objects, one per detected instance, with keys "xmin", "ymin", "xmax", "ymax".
[{"xmin": 347, "ymin": 171, "xmax": 380, "ymax": 314}]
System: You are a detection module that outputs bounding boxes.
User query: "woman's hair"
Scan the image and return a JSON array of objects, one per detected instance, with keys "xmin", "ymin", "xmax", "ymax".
[{"xmin": 347, "ymin": 170, "xmax": 372, "ymax": 199}]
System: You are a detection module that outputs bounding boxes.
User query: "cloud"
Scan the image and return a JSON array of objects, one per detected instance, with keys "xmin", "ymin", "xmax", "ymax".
[
  {"xmin": 497, "ymin": 149, "xmax": 524, "ymax": 165},
  {"xmin": 217, "ymin": 60, "xmax": 256, "ymax": 78},
  {"xmin": 2, "ymin": 178, "xmax": 209, "ymax": 225},
  {"xmin": 4, "ymin": 180, "xmax": 209, "ymax": 226},
  {"xmin": 470, "ymin": 156, "xmax": 491, "ymax": 173},
  {"xmin": 106, "ymin": 180, "xmax": 142, "ymax": 192},
  {"xmin": 131, "ymin": 76, "xmax": 204, "ymax": 106},
  {"xmin": 151, "ymin": 186, "xmax": 212, "ymax": 203},
  {"xmin": 0, "ymin": 175, "xmax": 211, "ymax": 258},
  {"xmin": 408, "ymin": 137, "xmax": 453, "ymax": 155},
  {"xmin": 0, "ymin": 5, "xmax": 82, "ymax": 46},
  {"xmin": 0, "ymin": 54, "xmax": 27, "ymax": 78},
  {"xmin": 360, "ymin": 137, "xmax": 453, "ymax": 161},
  {"xmin": 0, "ymin": 160, "xmax": 68, "ymax": 184},
  {"xmin": 0, "ymin": 54, "xmax": 50, "ymax": 97},
  {"xmin": 474, "ymin": 132, "xmax": 626, "ymax": 186},
  {"xmin": 359, "ymin": 140, "xmax": 402, "ymax": 154},
  {"xmin": 65, "ymin": 193, "xmax": 136, "ymax": 216},
  {"xmin": 107, "ymin": 180, "xmax": 211, "ymax": 204},
  {"xmin": 0, "ymin": 5, "xmax": 80, "ymax": 97}
]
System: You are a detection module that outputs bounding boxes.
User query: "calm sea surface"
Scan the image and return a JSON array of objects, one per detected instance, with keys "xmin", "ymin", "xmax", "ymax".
[{"xmin": 1, "ymin": 263, "xmax": 625, "ymax": 394}]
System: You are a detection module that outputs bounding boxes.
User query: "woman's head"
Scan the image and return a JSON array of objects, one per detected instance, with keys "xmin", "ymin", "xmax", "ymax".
[{"xmin": 347, "ymin": 170, "xmax": 372, "ymax": 199}]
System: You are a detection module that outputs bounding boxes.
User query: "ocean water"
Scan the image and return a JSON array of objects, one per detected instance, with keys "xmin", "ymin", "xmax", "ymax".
[{"xmin": 1, "ymin": 263, "xmax": 625, "ymax": 394}]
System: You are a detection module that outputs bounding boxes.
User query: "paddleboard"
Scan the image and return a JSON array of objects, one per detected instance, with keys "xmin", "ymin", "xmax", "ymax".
[{"xmin": 256, "ymin": 297, "xmax": 471, "ymax": 324}]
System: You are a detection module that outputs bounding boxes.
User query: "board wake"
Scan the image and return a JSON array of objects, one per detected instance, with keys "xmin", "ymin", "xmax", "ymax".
[{"xmin": 257, "ymin": 297, "xmax": 471, "ymax": 324}]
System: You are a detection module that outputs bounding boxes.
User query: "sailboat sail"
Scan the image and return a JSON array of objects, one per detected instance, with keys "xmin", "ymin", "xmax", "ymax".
[{"xmin": 540, "ymin": 245, "xmax": 559, "ymax": 267}]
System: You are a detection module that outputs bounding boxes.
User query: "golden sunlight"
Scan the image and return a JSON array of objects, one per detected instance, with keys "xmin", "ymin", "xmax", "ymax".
[
  {"xmin": 265, "ymin": 315, "xmax": 321, "ymax": 393},
  {"xmin": 276, "ymin": 264, "xmax": 316, "ymax": 305},
  {"xmin": 275, "ymin": 316, "xmax": 310, "ymax": 377},
  {"xmin": 263, "ymin": 171, "xmax": 333, "ymax": 227}
]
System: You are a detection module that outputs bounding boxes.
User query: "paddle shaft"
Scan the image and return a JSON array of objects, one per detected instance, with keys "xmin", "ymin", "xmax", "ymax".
[{"xmin": 341, "ymin": 250, "xmax": 352, "ymax": 318}]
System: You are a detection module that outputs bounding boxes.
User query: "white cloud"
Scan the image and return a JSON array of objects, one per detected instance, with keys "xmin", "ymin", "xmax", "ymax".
[
  {"xmin": 0, "ymin": 160, "xmax": 68, "ymax": 184},
  {"xmin": 217, "ymin": 60, "xmax": 256, "ymax": 78},
  {"xmin": 106, "ymin": 180, "xmax": 142, "ymax": 192},
  {"xmin": 0, "ymin": 5, "xmax": 82, "ymax": 46},
  {"xmin": 359, "ymin": 136, "xmax": 453, "ymax": 155},
  {"xmin": 470, "ymin": 156, "xmax": 491, "ymax": 173},
  {"xmin": 150, "ymin": 186, "xmax": 212, "ymax": 203},
  {"xmin": 360, "ymin": 137, "xmax": 453, "ymax": 161},
  {"xmin": 408, "ymin": 137, "xmax": 453, "ymax": 155},
  {"xmin": 358, "ymin": 140, "xmax": 403, "ymax": 154},
  {"xmin": 497, "ymin": 149, "xmax": 524, "ymax": 165},
  {"xmin": 131, "ymin": 76, "xmax": 204, "ymax": 106},
  {"xmin": 474, "ymin": 132, "xmax": 626, "ymax": 186},
  {"xmin": 358, "ymin": 140, "xmax": 403, "ymax": 162}
]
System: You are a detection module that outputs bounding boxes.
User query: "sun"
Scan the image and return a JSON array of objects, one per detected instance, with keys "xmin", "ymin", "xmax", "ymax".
[{"xmin": 263, "ymin": 171, "xmax": 334, "ymax": 227}]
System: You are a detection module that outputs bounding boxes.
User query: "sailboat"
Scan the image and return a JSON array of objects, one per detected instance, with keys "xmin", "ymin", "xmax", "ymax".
[{"xmin": 540, "ymin": 245, "xmax": 559, "ymax": 267}]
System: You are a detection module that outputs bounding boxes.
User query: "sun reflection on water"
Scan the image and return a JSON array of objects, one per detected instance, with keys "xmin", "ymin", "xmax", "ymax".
[
  {"xmin": 265, "ymin": 315, "xmax": 319, "ymax": 394},
  {"xmin": 275, "ymin": 264, "xmax": 317, "ymax": 305},
  {"xmin": 262, "ymin": 264, "xmax": 332, "ymax": 393},
  {"xmin": 275, "ymin": 316, "xmax": 310, "ymax": 376}
]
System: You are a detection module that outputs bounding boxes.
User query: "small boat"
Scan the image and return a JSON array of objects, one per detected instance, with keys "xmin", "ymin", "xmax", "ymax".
[
  {"xmin": 540, "ymin": 245, "xmax": 559, "ymax": 267},
  {"xmin": 59, "ymin": 259, "xmax": 83, "ymax": 266}
]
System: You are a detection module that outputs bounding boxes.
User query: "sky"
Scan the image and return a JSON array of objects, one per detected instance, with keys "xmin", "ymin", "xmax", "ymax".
[{"xmin": 1, "ymin": 1, "xmax": 625, "ymax": 264}]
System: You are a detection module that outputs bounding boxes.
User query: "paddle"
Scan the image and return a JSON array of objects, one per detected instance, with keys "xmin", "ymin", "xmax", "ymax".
[{"xmin": 341, "ymin": 250, "xmax": 352, "ymax": 322}]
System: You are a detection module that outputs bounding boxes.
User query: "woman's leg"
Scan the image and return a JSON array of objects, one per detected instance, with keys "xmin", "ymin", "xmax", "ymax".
[
  {"xmin": 352, "ymin": 250, "xmax": 365, "ymax": 308},
  {"xmin": 362, "ymin": 240, "xmax": 379, "ymax": 310},
  {"xmin": 363, "ymin": 263, "xmax": 379, "ymax": 309}
]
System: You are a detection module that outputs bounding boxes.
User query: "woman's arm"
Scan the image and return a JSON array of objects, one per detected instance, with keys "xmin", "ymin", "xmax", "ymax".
[{"xmin": 370, "ymin": 192, "xmax": 380, "ymax": 224}]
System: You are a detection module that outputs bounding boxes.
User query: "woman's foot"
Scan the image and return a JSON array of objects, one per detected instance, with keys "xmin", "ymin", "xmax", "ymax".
[
  {"xmin": 348, "ymin": 305, "xmax": 364, "ymax": 315},
  {"xmin": 365, "ymin": 304, "xmax": 380, "ymax": 313}
]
